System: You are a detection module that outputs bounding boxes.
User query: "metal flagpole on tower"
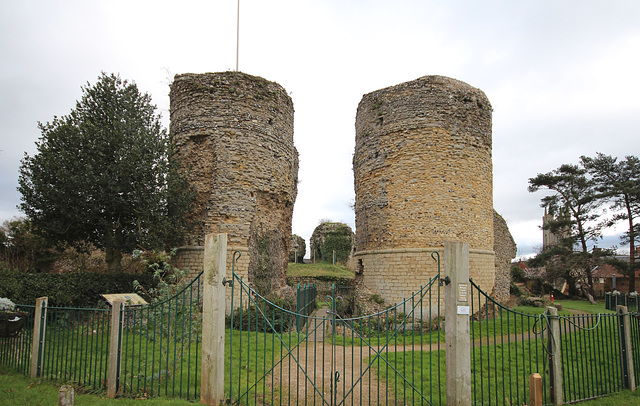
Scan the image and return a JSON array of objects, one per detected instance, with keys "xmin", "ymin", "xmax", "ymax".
[{"xmin": 236, "ymin": 0, "xmax": 240, "ymax": 71}]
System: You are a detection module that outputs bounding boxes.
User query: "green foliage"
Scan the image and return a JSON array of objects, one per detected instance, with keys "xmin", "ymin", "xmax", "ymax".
[
  {"xmin": 0, "ymin": 269, "xmax": 157, "ymax": 307},
  {"xmin": 310, "ymin": 222, "xmax": 354, "ymax": 264},
  {"xmin": 581, "ymin": 153, "xmax": 640, "ymax": 290},
  {"xmin": 288, "ymin": 234, "xmax": 305, "ymax": 263},
  {"xmin": 132, "ymin": 249, "xmax": 200, "ymax": 343},
  {"xmin": 287, "ymin": 262, "xmax": 354, "ymax": 279},
  {"xmin": 18, "ymin": 72, "xmax": 195, "ymax": 272},
  {"xmin": 510, "ymin": 265, "xmax": 526, "ymax": 283},
  {"xmin": 228, "ymin": 296, "xmax": 295, "ymax": 333},
  {"xmin": 509, "ymin": 283, "xmax": 523, "ymax": 297},
  {"xmin": 323, "ymin": 232, "xmax": 352, "ymax": 262},
  {"xmin": 528, "ymin": 163, "xmax": 603, "ymax": 252},
  {"xmin": 0, "ymin": 217, "xmax": 58, "ymax": 272}
]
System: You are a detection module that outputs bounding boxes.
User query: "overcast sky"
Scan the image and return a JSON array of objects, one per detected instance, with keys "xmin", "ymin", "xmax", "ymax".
[{"xmin": 1, "ymin": 0, "xmax": 639, "ymax": 259}]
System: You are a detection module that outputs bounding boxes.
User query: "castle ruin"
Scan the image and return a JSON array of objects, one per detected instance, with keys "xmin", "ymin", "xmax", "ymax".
[
  {"xmin": 169, "ymin": 72, "xmax": 515, "ymax": 304},
  {"xmin": 170, "ymin": 72, "xmax": 298, "ymax": 295},
  {"xmin": 353, "ymin": 76, "xmax": 496, "ymax": 304}
]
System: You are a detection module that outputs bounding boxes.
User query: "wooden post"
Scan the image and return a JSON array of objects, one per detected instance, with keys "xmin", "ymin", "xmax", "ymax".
[
  {"xmin": 529, "ymin": 373, "xmax": 543, "ymax": 406},
  {"xmin": 201, "ymin": 233, "xmax": 227, "ymax": 405},
  {"xmin": 617, "ymin": 305, "xmax": 636, "ymax": 391},
  {"xmin": 107, "ymin": 299, "xmax": 124, "ymax": 398},
  {"xmin": 547, "ymin": 306, "xmax": 563, "ymax": 405},
  {"xmin": 58, "ymin": 385, "xmax": 74, "ymax": 406},
  {"xmin": 444, "ymin": 241, "xmax": 471, "ymax": 405},
  {"xmin": 30, "ymin": 296, "xmax": 47, "ymax": 378}
]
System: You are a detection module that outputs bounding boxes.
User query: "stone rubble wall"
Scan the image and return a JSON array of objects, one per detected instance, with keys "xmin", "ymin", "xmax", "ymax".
[
  {"xmin": 353, "ymin": 76, "xmax": 497, "ymax": 303},
  {"xmin": 170, "ymin": 72, "xmax": 298, "ymax": 294},
  {"xmin": 493, "ymin": 211, "xmax": 517, "ymax": 302}
]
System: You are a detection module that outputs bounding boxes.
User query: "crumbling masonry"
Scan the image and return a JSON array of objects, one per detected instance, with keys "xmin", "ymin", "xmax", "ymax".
[
  {"xmin": 170, "ymin": 72, "xmax": 515, "ymax": 303},
  {"xmin": 353, "ymin": 76, "xmax": 499, "ymax": 303},
  {"xmin": 170, "ymin": 72, "xmax": 298, "ymax": 295}
]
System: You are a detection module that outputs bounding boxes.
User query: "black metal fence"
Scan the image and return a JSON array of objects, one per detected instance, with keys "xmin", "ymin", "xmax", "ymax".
[
  {"xmin": 295, "ymin": 283, "xmax": 317, "ymax": 331},
  {"xmin": 0, "ymin": 272, "xmax": 203, "ymax": 401},
  {"xmin": 605, "ymin": 292, "xmax": 640, "ymax": 312},
  {"xmin": 5, "ymin": 273, "xmax": 640, "ymax": 404},
  {"xmin": 0, "ymin": 304, "xmax": 35, "ymax": 374}
]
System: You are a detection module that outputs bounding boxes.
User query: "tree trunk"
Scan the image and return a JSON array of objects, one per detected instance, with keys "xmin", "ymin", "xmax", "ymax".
[
  {"xmin": 580, "ymin": 286, "xmax": 597, "ymax": 305},
  {"xmin": 105, "ymin": 246, "xmax": 122, "ymax": 273},
  {"xmin": 629, "ymin": 213, "xmax": 636, "ymax": 292}
]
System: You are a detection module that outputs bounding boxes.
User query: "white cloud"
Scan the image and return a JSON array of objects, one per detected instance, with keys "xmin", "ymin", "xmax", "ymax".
[{"xmin": 2, "ymin": 0, "xmax": 639, "ymax": 258}]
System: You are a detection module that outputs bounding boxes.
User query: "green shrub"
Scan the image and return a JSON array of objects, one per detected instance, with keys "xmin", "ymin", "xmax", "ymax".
[
  {"xmin": 228, "ymin": 296, "xmax": 295, "ymax": 333},
  {"xmin": 0, "ymin": 270, "xmax": 157, "ymax": 307},
  {"xmin": 510, "ymin": 283, "xmax": 523, "ymax": 297},
  {"xmin": 510, "ymin": 266, "xmax": 526, "ymax": 283}
]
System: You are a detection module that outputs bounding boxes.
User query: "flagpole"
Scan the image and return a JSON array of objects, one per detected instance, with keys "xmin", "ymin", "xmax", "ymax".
[{"xmin": 236, "ymin": 0, "xmax": 240, "ymax": 71}]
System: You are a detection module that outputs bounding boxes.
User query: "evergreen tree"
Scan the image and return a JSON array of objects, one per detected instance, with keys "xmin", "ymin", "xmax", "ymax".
[
  {"xmin": 18, "ymin": 73, "xmax": 194, "ymax": 272},
  {"xmin": 528, "ymin": 163, "xmax": 605, "ymax": 299},
  {"xmin": 581, "ymin": 153, "xmax": 640, "ymax": 291}
]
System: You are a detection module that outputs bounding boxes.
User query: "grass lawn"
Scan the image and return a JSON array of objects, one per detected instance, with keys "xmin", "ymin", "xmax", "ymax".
[
  {"xmin": 287, "ymin": 262, "xmax": 354, "ymax": 279},
  {"xmin": 0, "ymin": 365, "xmax": 194, "ymax": 405},
  {"xmin": 555, "ymin": 299, "xmax": 615, "ymax": 314}
]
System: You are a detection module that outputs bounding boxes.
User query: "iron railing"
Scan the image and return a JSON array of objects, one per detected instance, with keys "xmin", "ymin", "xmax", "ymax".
[
  {"xmin": 605, "ymin": 292, "xmax": 640, "ymax": 312},
  {"xmin": 227, "ymin": 256, "xmax": 444, "ymax": 405},
  {"xmin": 0, "ymin": 304, "xmax": 35, "ymax": 374},
  {"xmin": 119, "ymin": 271, "xmax": 202, "ymax": 399},
  {"xmin": 0, "ymin": 272, "xmax": 203, "ymax": 401},
  {"xmin": 558, "ymin": 312, "xmax": 625, "ymax": 402},
  {"xmin": 470, "ymin": 279, "xmax": 548, "ymax": 406},
  {"xmin": 296, "ymin": 283, "xmax": 317, "ymax": 331},
  {"xmin": 38, "ymin": 306, "xmax": 112, "ymax": 391}
]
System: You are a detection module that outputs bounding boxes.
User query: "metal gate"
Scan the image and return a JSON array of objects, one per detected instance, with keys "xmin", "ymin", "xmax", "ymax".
[{"xmin": 226, "ymin": 252, "xmax": 444, "ymax": 405}]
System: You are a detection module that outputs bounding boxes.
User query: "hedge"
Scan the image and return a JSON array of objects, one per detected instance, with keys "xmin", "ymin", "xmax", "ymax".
[{"xmin": 0, "ymin": 271, "xmax": 158, "ymax": 308}]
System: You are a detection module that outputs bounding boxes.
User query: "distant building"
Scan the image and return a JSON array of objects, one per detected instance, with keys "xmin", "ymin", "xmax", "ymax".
[{"xmin": 542, "ymin": 207, "xmax": 570, "ymax": 250}]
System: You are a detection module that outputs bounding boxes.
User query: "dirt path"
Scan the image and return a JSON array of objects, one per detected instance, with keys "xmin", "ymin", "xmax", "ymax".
[
  {"xmin": 268, "ymin": 308, "xmax": 404, "ymax": 405},
  {"xmin": 266, "ymin": 309, "xmax": 597, "ymax": 404}
]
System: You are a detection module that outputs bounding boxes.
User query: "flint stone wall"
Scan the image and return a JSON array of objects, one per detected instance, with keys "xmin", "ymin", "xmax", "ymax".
[
  {"xmin": 353, "ymin": 75, "xmax": 496, "ymax": 302},
  {"xmin": 170, "ymin": 72, "xmax": 298, "ymax": 294}
]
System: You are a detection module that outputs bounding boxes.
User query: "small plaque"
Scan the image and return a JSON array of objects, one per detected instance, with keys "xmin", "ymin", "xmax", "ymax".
[
  {"xmin": 457, "ymin": 283, "xmax": 468, "ymax": 302},
  {"xmin": 101, "ymin": 293, "xmax": 148, "ymax": 307},
  {"xmin": 457, "ymin": 306, "xmax": 470, "ymax": 315}
]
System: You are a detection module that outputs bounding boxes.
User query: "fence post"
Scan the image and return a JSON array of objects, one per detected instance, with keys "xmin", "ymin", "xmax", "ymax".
[
  {"xmin": 107, "ymin": 299, "xmax": 124, "ymax": 398},
  {"xmin": 617, "ymin": 305, "xmax": 636, "ymax": 391},
  {"xmin": 201, "ymin": 233, "xmax": 227, "ymax": 405},
  {"xmin": 529, "ymin": 373, "xmax": 543, "ymax": 406},
  {"xmin": 30, "ymin": 296, "xmax": 47, "ymax": 378},
  {"xmin": 444, "ymin": 241, "xmax": 471, "ymax": 405},
  {"xmin": 546, "ymin": 306, "xmax": 563, "ymax": 405}
]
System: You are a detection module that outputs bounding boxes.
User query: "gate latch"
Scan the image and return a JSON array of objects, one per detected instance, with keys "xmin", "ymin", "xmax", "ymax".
[
  {"xmin": 222, "ymin": 277, "xmax": 233, "ymax": 287},
  {"xmin": 440, "ymin": 276, "xmax": 451, "ymax": 286}
]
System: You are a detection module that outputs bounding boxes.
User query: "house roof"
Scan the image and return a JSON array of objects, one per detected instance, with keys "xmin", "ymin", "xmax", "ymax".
[{"xmin": 592, "ymin": 263, "xmax": 626, "ymax": 278}]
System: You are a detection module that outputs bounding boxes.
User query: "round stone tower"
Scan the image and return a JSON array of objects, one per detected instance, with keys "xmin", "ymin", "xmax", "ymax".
[
  {"xmin": 170, "ymin": 71, "xmax": 298, "ymax": 295},
  {"xmin": 353, "ymin": 75, "xmax": 495, "ymax": 304}
]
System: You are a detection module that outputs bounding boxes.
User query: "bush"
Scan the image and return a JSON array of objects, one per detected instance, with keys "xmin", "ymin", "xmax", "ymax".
[
  {"xmin": 510, "ymin": 283, "xmax": 523, "ymax": 297},
  {"xmin": 0, "ymin": 270, "xmax": 157, "ymax": 307},
  {"xmin": 228, "ymin": 295, "xmax": 295, "ymax": 333},
  {"xmin": 310, "ymin": 222, "xmax": 354, "ymax": 264},
  {"xmin": 510, "ymin": 266, "xmax": 527, "ymax": 283}
]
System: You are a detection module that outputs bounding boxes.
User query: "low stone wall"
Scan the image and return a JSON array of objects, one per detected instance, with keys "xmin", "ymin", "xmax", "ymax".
[
  {"xmin": 175, "ymin": 245, "xmax": 249, "ymax": 310},
  {"xmin": 354, "ymin": 247, "xmax": 495, "ymax": 306},
  {"xmin": 287, "ymin": 276, "xmax": 354, "ymax": 297}
]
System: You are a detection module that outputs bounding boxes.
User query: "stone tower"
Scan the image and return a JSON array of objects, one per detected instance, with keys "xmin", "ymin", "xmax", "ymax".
[
  {"xmin": 353, "ymin": 75, "xmax": 495, "ymax": 304},
  {"xmin": 170, "ymin": 71, "xmax": 298, "ymax": 294}
]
